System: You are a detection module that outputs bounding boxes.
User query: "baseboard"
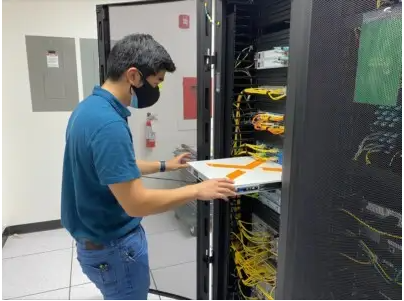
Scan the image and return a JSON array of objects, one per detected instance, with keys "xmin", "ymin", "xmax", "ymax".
[
  {"xmin": 2, "ymin": 230, "xmax": 8, "ymax": 248},
  {"xmin": 149, "ymin": 289, "xmax": 190, "ymax": 300},
  {"xmin": 2, "ymin": 220, "xmax": 62, "ymax": 248}
]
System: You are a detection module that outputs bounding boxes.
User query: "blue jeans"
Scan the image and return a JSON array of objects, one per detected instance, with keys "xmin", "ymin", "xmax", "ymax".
[{"xmin": 76, "ymin": 225, "xmax": 150, "ymax": 300}]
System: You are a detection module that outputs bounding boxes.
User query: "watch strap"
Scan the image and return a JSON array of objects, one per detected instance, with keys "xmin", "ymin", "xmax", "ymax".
[{"xmin": 159, "ymin": 160, "xmax": 166, "ymax": 172}]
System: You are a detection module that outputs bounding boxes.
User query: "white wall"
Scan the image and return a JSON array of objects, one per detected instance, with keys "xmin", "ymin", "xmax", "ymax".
[
  {"xmin": 109, "ymin": 1, "xmax": 197, "ymax": 167},
  {"xmin": 2, "ymin": 0, "xmax": 197, "ymax": 227}
]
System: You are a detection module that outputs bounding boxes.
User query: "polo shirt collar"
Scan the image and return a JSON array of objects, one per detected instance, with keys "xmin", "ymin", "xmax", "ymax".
[{"xmin": 92, "ymin": 86, "xmax": 131, "ymax": 119}]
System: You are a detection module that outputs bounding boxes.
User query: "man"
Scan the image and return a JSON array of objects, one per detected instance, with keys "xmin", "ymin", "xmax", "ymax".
[{"xmin": 61, "ymin": 33, "xmax": 236, "ymax": 300}]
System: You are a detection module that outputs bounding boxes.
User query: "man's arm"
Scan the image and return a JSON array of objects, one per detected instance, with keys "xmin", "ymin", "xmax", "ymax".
[
  {"xmin": 136, "ymin": 153, "xmax": 190, "ymax": 175},
  {"xmin": 109, "ymin": 177, "xmax": 235, "ymax": 217},
  {"xmin": 136, "ymin": 160, "xmax": 161, "ymax": 175},
  {"xmin": 91, "ymin": 122, "xmax": 236, "ymax": 217}
]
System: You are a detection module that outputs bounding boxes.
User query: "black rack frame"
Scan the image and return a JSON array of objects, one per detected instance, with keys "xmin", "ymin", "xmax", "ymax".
[
  {"xmin": 211, "ymin": 0, "xmax": 232, "ymax": 298},
  {"xmin": 276, "ymin": 0, "xmax": 314, "ymax": 299},
  {"xmin": 196, "ymin": 0, "xmax": 214, "ymax": 299},
  {"xmin": 210, "ymin": 0, "xmax": 294, "ymax": 299}
]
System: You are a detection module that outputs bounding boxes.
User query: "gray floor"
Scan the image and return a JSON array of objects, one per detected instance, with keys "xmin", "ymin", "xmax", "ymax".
[{"xmin": 2, "ymin": 211, "xmax": 197, "ymax": 300}]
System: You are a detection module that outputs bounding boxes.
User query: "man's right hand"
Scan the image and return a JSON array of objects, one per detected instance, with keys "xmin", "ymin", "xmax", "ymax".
[{"xmin": 194, "ymin": 178, "xmax": 237, "ymax": 201}]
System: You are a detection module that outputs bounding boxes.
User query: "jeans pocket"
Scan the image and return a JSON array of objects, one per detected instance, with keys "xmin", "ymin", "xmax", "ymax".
[
  {"xmin": 78, "ymin": 254, "xmax": 118, "ymax": 286},
  {"xmin": 120, "ymin": 226, "xmax": 148, "ymax": 263}
]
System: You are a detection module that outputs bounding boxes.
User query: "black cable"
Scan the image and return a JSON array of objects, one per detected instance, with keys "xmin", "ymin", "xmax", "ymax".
[
  {"xmin": 142, "ymin": 175, "xmax": 195, "ymax": 184},
  {"xmin": 149, "ymin": 288, "xmax": 191, "ymax": 300}
]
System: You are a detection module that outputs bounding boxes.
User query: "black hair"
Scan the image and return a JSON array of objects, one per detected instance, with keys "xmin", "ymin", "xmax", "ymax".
[{"xmin": 106, "ymin": 34, "xmax": 176, "ymax": 80}]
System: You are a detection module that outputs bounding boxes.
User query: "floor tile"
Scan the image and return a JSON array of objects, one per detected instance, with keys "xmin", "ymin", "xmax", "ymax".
[
  {"xmin": 70, "ymin": 248, "xmax": 91, "ymax": 287},
  {"xmin": 3, "ymin": 229, "xmax": 73, "ymax": 259},
  {"xmin": 70, "ymin": 283, "xmax": 160, "ymax": 300},
  {"xmin": 2, "ymin": 249, "xmax": 72, "ymax": 299},
  {"xmin": 142, "ymin": 211, "xmax": 181, "ymax": 235},
  {"xmin": 147, "ymin": 230, "xmax": 196, "ymax": 270},
  {"xmin": 152, "ymin": 261, "xmax": 196, "ymax": 299},
  {"xmin": 148, "ymin": 292, "xmax": 161, "ymax": 300},
  {"xmin": 150, "ymin": 271, "xmax": 157, "ymax": 289},
  {"xmin": 70, "ymin": 283, "xmax": 102, "ymax": 300},
  {"xmin": 15, "ymin": 288, "xmax": 69, "ymax": 300}
]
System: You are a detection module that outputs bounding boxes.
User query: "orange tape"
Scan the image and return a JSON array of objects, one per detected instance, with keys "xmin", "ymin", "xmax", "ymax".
[
  {"xmin": 207, "ymin": 159, "xmax": 265, "ymax": 170},
  {"xmin": 261, "ymin": 167, "xmax": 282, "ymax": 172},
  {"xmin": 207, "ymin": 163, "xmax": 245, "ymax": 168},
  {"xmin": 226, "ymin": 169, "xmax": 246, "ymax": 180},
  {"xmin": 245, "ymin": 159, "xmax": 266, "ymax": 169}
]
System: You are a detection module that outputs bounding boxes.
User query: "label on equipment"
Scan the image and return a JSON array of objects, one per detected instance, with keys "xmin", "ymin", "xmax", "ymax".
[{"xmin": 46, "ymin": 51, "xmax": 59, "ymax": 68}]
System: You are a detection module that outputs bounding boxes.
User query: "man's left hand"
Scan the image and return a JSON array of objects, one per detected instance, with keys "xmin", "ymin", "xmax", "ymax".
[{"xmin": 166, "ymin": 153, "xmax": 192, "ymax": 171}]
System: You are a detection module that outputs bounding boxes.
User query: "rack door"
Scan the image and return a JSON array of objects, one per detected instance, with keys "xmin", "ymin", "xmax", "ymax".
[
  {"xmin": 278, "ymin": 0, "xmax": 402, "ymax": 299},
  {"xmin": 97, "ymin": 1, "xmax": 201, "ymax": 299}
]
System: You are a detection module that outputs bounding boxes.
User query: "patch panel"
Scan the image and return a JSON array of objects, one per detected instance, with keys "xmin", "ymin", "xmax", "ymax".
[
  {"xmin": 371, "ymin": 105, "xmax": 402, "ymax": 142},
  {"xmin": 366, "ymin": 201, "xmax": 402, "ymax": 228},
  {"xmin": 254, "ymin": 47, "xmax": 289, "ymax": 70},
  {"xmin": 258, "ymin": 193, "xmax": 281, "ymax": 214},
  {"xmin": 260, "ymin": 189, "xmax": 281, "ymax": 206}
]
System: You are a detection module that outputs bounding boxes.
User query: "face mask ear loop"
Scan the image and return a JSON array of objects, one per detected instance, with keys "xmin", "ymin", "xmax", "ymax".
[
  {"xmin": 136, "ymin": 68, "xmax": 145, "ymax": 87},
  {"xmin": 129, "ymin": 68, "xmax": 142, "ymax": 93}
]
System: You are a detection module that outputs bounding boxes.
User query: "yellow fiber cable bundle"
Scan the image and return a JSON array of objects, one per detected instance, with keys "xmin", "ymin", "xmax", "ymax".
[
  {"xmin": 231, "ymin": 219, "xmax": 277, "ymax": 299},
  {"xmin": 243, "ymin": 88, "xmax": 286, "ymax": 101},
  {"xmin": 231, "ymin": 87, "xmax": 283, "ymax": 298},
  {"xmin": 251, "ymin": 113, "xmax": 285, "ymax": 135},
  {"xmin": 360, "ymin": 240, "xmax": 402, "ymax": 286},
  {"xmin": 234, "ymin": 150, "xmax": 278, "ymax": 161},
  {"xmin": 233, "ymin": 143, "xmax": 279, "ymax": 161},
  {"xmin": 233, "ymin": 87, "xmax": 287, "ymax": 154},
  {"xmin": 252, "ymin": 113, "xmax": 284, "ymax": 123},
  {"xmin": 340, "ymin": 208, "xmax": 402, "ymax": 240}
]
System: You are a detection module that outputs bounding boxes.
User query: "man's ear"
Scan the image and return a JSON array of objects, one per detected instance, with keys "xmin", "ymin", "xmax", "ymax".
[{"xmin": 126, "ymin": 67, "xmax": 143, "ymax": 88}]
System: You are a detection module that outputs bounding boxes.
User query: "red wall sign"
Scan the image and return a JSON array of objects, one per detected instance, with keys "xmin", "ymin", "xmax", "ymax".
[
  {"xmin": 183, "ymin": 77, "xmax": 197, "ymax": 120},
  {"xmin": 179, "ymin": 15, "xmax": 190, "ymax": 29},
  {"xmin": 183, "ymin": 77, "xmax": 214, "ymax": 120}
]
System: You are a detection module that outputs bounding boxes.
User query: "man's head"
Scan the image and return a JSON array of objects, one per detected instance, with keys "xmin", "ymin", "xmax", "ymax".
[{"xmin": 105, "ymin": 34, "xmax": 176, "ymax": 107}]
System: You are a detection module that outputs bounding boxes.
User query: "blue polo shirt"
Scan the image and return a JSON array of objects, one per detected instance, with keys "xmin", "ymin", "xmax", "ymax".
[{"xmin": 61, "ymin": 86, "xmax": 141, "ymax": 244}]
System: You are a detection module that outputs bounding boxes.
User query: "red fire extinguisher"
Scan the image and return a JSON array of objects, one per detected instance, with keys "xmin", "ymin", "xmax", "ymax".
[{"xmin": 146, "ymin": 113, "xmax": 156, "ymax": 148}]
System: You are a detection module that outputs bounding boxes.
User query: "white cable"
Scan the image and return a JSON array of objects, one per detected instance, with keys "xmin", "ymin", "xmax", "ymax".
[
  {"xmin": 234, "ymin": 45, "xmax": 253, "ymax": 68},
  {"xmin": 353, "ymin": 132, "xmax": 384, "ymax": 160}
]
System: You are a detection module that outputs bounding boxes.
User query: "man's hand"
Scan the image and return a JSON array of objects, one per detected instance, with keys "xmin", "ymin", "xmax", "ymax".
[
  {"xmin": 166, "ymin": 152, "xmax": 192, "ymax": 171},
  {"xmin": 194, "ymin": 178, "xmax": 237, "ymax": 201}
]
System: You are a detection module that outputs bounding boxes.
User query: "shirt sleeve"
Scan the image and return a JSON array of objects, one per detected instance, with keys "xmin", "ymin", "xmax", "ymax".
[{"xmin": 90, "ymin": 121, "xmax": 141, "ymax": 185}]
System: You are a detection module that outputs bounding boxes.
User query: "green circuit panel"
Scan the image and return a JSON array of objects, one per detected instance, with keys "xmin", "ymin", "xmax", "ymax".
[{"xmin": 354, "ymin": 15, "xmax": 402, "ymax": 106}]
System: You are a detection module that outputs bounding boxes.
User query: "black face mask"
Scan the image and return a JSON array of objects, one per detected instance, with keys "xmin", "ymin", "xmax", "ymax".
[{"xmin": 130, "ymin": 80, "xmax": 160, "ymax": 109}]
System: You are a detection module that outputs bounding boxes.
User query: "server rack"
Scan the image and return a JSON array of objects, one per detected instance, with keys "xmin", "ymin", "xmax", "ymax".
[
  {"xmin": 202, "ymin": 0, "xmax": 402, "ymax": 300},
  {"xmin": 204, "ymin": 0, "xmax": 290, "ymax": 299},
  {"xmin": 97, "ymin": 0, "xmax": 402, "ymax": 299},
  {"xmin": 196, "ymin": 0, "xmax": 214, "ymax": 299}
]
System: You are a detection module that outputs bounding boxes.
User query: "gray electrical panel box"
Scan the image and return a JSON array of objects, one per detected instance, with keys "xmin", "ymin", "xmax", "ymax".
[
  {"xmin": 80, "ymin": 38, "xmax": 100, "ymax": 98},
  {"xmin": 25, "ymin": 36, "xmax": 79, "ymax": 112}
]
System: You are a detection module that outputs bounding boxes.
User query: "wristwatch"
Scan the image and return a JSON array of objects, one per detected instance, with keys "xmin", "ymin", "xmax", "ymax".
[{"xmin": 159, "ymin": 160, "xmax": 166, "ymax": 172}]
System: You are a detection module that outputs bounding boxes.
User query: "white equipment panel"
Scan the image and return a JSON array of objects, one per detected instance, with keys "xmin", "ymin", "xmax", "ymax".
[{"xmin": 188, "ymin": 156, "xmax": 282, "ymax": 195}]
